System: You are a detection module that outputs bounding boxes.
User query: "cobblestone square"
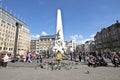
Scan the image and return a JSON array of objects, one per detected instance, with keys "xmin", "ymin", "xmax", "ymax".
[{"xmin": 0, "ymin": 61, "xmax": 120, "ymax": 80}]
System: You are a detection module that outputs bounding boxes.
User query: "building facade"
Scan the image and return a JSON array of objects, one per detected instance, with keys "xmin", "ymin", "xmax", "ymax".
[
  {"xmin": 0, "ymin": 8, "xmax": 31, "ymax": 55},
  {"xmin": 30, "ymin": 40, "xmax": 36, "ymax": 53},
  {"xmin": 76, "ymin": 44, "xmax": 85, "ymax": 53},
  {"xmin": 94, "ymin": 21, "xmax": 120, "ymax": 53},
  {"xmin": 39, "ymin": 35, "xmax": 55, "ymax": 52},
  {"xmin": 66, "ymin": 40, "xmax": 76, "ymax": 53},
  {"xmin": 30, "ymin": 35, "xmax": 56, "ymax": 54},
  {"xmin": 84, "ymin": 40, "xmax": 95, "ymax": 53}
]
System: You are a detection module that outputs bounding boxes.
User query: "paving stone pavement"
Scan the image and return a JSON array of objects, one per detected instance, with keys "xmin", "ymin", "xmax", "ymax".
[{"xmin": 0, "ymin": 61, "xmax": 120, "ymax": 80}]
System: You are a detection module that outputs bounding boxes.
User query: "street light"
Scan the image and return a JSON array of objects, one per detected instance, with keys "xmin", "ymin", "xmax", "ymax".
[{"xmin": 13, "ymin": 22, "xmax": 19, "ymax": 62}]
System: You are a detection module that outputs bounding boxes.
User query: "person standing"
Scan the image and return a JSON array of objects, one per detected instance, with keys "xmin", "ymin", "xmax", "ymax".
[
  {"xmin": 55, "ymin": 50, "xmax": 62, "ymax": 70},
  {"xmin": 82, "ymin": 51, "xmax": 86, "ymax": 63},
  {"xmin": 70, "ymin": 52, "xmax": 73, "ymax": 61},
  {"xmin": 26, "ymin": 52, "xmax": 32, "ymax": 63},
  {"xmin": 2, "ymin": 54, "xmax": 9, "ymax": 67},
  {"xmin": 78, "ymin": 52, "xmax": 82, "ymax": 62}
]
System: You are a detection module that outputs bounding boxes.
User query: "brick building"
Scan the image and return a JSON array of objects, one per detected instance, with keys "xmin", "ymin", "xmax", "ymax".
[{"xmin": 94, "ymin": 21, "xmax": 120, "ymax": 53}]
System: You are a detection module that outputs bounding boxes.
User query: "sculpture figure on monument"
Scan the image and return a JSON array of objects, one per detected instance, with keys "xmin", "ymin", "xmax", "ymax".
[{"xmin": 57, "ymin": 30, "xmax": 61, "ymax": 39}]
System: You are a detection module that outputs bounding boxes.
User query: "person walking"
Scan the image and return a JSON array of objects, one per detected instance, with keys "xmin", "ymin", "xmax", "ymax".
[
  {"xmin": 55, "ymin": 50, "xmax": 62, "ymax": 70},
  {"xmin": 26, "ymin": 52, "xmax": 32, "ymax": 63}
]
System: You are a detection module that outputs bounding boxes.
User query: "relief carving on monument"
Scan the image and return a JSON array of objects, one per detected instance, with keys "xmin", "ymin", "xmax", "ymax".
[{"xmin": 57, "ymin": 30, "xmax": 61, "ymax": 39}]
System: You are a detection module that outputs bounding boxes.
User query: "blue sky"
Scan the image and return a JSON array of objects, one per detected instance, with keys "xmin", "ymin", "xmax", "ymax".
[{"xmin": 1, "ymin": 0, "xmax": 120, "ymax": 44}]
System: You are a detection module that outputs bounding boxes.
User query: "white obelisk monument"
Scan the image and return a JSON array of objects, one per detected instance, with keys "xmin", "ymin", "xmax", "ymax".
[
  {"xmin": 53, "ymin": 9, "xmax": 66, "ymax": 53},
  {"xmin": 56, "ymin": 9, "xmax": 64, "ymax": 41}
]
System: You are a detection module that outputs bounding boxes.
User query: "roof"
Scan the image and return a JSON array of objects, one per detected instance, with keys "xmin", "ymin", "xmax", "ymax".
[{"xmin": 40, "ymin": 35, "xmax": 56, "ymax": 39}]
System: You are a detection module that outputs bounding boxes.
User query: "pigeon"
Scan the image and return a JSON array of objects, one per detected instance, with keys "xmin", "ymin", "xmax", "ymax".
[{"xmin": 85, "ymin": 71, "xmax": 90, "ymax": 74}]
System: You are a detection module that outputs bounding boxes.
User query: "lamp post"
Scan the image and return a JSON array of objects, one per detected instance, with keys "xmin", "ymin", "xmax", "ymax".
[{"xmin": 13, "ymin": 22, "xmax": 19, "ymax": 62}]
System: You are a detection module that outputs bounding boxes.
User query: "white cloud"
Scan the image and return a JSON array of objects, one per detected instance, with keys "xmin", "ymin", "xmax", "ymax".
[
  {"xmin": 70, "ymin": 34, "xmax": 83, "ymax": 45},
  {"xmin": 80, "ymin": 38, "xmax": 94, "ymax": 44},
  {"xmin": 70, "ymin": 34, "xmax": 83, "ymax": 40},
  {"xmin": 31, "ymin": 34, "xmax": 40, "ymax": 40},
  {"xmin": 70, "ymin": 34, "xmax": 94, "ymax": 45},
  {"xmin": 31, "ymin": 31, "xmax": 48, "ymax": 40},
  {"xmin": 90, "ymin": 34, "xmax": 95, "ymax": 38},
  {"xmin": 41, "ymin": 31, "xmax": 48, "ymax": 36}
]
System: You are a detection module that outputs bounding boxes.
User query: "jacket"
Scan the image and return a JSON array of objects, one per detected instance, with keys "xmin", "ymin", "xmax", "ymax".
[{"xmin": 55, "ymin": 52, "xmax": 62, "ymax": 60}]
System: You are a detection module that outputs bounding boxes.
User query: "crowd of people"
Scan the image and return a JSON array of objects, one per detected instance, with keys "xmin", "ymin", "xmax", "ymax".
[
  {"xmin": 78, "ymin": 51, "xmax": 120, "ymax": 67},
  {"xmin": 65, "ymin": 50, "xmax": 120, "ymax": 68},
  {"xmin": 0, "ymin": 50, "xmax": 120, "ymax": 68},
  {"xmin": 34, "ymin": 50, "xmax": 120, "ymax": 68}
]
